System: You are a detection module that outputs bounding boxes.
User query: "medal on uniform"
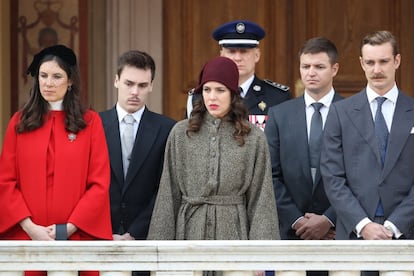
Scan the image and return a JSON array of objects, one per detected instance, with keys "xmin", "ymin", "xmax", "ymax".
[
  {"xmin": 258, "ymin": 101, "xmax": 266, "ymax": 111},
  {"xmin": 68, "ymin": 133, "xmax": 77, "ymax": 142},
  {"xmin": 248, "ymin": 115, "xmax": 268, "ymax": 131}
]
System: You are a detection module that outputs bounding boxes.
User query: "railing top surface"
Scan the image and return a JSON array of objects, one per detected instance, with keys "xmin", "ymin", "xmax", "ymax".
[
  {"xmin": 1, "ymin": 240, "xmax": 414, "ymax": 271},
  {"xmin": 2, "ymin": 240, "xmax": 414, "ymax": 254},
  {"xmin": 1, "ymin": 239, "xmax": 414, "ymax": 248}
]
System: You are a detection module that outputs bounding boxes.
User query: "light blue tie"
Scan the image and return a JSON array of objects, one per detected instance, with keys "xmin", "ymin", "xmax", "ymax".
[
  {"xmin": 374, "ymin": 97, "xmax": 388, "ymax": 216},
  {"xmin": 122, "ymin": 114, "xmax": 135, "ymax": 178}
]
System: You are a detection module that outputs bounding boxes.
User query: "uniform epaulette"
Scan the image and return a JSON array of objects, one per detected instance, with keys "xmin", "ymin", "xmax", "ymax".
[
  {"xmin": 188, "ymin": 88, "xmax": 195, "ymax": 95},
  {"xmin": 263, "ymin": 79, "xmax": 289, "ymax": 92}
]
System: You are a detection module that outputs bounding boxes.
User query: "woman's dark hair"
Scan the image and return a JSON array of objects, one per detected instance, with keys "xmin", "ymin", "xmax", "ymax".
[
  {"xmin": 16, "ymin": 54, "xmax": 86, "ymax": 133},
  {"xmin": 186, "ymin": 92, "xmax": 251, "ymax": 146}
]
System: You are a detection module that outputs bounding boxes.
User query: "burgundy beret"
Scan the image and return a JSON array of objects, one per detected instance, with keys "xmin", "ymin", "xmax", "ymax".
[{"xmin": 195, "ymin": 56, "xmax": 239, "ymax": 94}]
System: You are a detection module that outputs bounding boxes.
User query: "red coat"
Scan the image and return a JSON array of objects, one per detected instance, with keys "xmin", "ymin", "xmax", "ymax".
[{"xmin": 0, "ymin": 110, "xmax": 112, "ymax": 241}]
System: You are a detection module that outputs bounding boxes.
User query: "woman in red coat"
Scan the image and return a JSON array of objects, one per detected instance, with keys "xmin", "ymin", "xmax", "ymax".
[{"xmin": 0, "ymin": 45, "xmax": 112, "ymax": 275}]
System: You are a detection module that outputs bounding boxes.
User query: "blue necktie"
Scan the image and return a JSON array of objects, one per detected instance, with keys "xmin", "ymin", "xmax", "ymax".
[
  {"xmin": 309, "ymin": 102, "xmax": 324, "ymax": 168},
  {"xmin": 375, "ymin": 97, "xmax": 389, "ymax": 166},
  {"xmin": 374, "ymin": 97, "xmax": 388, "ymax": 216}
]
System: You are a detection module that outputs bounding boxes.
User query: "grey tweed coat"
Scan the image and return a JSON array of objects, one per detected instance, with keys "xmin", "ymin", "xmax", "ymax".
[{"xmin": 148, "ymin": 114, "xmax": 280, "ymax": 240}]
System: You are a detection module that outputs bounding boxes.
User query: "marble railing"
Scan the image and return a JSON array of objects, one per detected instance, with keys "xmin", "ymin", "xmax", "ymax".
[{"xmin": 0, "ymin": 240, "xmax": 414, "ymax": 275}]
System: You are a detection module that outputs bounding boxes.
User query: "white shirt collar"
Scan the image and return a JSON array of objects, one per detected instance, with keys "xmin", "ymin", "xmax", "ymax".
[
  {"xmin": 304, "ymin": 88, "xmax": 335, "ymax": 108},
  {"xmin": 366, "ymin": 83, "xmax": 398, "ymax": 104},
  {"xmin": 116, "ymin": 103, "xmax": 145, "ymax": 123},
  {"xmin": 49, "ymin": 100, "xmax": 63, "ymax": 111},
  {"xmin": 239, "ymin": 75, "xmax": 255, "ymax": 98}
]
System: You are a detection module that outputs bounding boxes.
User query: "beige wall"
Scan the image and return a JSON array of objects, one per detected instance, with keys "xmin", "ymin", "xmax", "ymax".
[
  {"xmin": 88, "ymin": 0, "xmax": 108, "ymax": 112},
  {"xmin": 0, "ymin": 0, "xmax": 11, "ymax": 148},
  {"xmin": 87, "ymin": 0, "xmax": 163, "ymax": 113},
  {"xmin": 102, "ymin": 0, "xmax": 163, "ymax": 113}
]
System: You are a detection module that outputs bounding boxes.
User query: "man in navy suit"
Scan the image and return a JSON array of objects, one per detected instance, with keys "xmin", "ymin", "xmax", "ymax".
[
  {"xmin": 265, "ymin": 37, "xmax": 341, "ymax": 276},
  {"xmin": 266, "ymin": 37, "xmax": 340, "ymax": 241},
  {"xmin": 321, "ymin": 30, "xmax": 414, "ymax": 242},
  {"xmin": 100, "ymin": 51, "xmax": 175, "ymax": 275}
]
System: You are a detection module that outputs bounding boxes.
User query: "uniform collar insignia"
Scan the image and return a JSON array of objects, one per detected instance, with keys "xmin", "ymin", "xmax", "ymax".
[{"xmin": 253, "ymin": 85, "xmax": 261, "ymax": 91}]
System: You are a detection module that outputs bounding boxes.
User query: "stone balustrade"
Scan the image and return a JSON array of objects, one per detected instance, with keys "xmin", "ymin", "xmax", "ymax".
[{"xmin": 0, "ymin": 240, "xmax": 413, "ymax": 275}]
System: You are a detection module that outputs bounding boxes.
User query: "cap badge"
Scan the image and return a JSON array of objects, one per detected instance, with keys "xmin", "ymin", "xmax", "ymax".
[
  {"xmin": 258, "ymin": 101, "xmax": 267, "ymax": 111},
  {"xmin": 253, "ymin": 85, "xmax": 261, "ymax": 91},
  {"xmin": 236, "ymin": 22, "xmax": 245, "ymax": 34},
  {"xmin": 68, "ymin": 133, "xmax": 77, "ymax": 142}
]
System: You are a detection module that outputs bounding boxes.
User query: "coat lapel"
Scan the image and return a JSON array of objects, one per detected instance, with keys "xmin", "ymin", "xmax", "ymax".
[
  {"xmin": 123, "ymin": 109, "xmax": 160, "ymax": 194},
  {"xmin": 346, "ymin": 91, "xmax": 381, "ymax": 166},
  {"xmin": 292, "ymin": 97, "xmax": 314, "ymax": 184},
  {"xmin": 313, "ymin": 92, "xmax": 345, "ymax": 189},
  {"xmin": 383, "ymin": 92, "xmax": 414, "ymax": 178},
  {"xmin": 104, "ymin": 109, "xmax": 125, "ymax": 187}
]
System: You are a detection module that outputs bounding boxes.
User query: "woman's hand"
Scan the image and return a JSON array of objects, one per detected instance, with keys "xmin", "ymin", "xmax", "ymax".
[
  {"xmin": 20, "ymin": 217, "xmax": 53, "ymax": 240},
  {"xmin": 66, "ymin": 222, "xmax": 77, "ymax": 237}
]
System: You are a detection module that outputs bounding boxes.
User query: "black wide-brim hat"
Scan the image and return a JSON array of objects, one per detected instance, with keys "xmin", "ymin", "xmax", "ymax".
[{"xmin": 27, "ymin": 44, "xmax": 77, "ymax": 76}]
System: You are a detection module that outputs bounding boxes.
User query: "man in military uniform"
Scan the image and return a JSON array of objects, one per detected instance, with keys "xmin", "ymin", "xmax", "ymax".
[{"xmin": 187, "ymin": 19, "xmax": 290, "ymax": 128}]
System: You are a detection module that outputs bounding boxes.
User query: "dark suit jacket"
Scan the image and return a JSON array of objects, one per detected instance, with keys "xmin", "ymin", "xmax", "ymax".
[
  {"xmin": 321, "ymin": 90, "xmax": 414, "ymax": 239},
  {"xmin": 265, "ymin": 93, "xmax": 342, "ymax": 239},
  {"xmin": 100, "ymin": 107, "xmax": 176, "ymax": 239}
]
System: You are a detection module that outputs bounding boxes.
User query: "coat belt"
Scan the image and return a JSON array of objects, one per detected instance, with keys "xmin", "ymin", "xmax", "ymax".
[
  {"xmin": 182, "ymin": 195, "xmax": 245, "ymax": 205},
  {"xmin": 176, "ymin": 195, "xmax": 246, "ymax": 239}
]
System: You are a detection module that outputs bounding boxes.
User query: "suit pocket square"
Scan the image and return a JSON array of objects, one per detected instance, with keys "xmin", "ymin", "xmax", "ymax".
[{"xmin": 411, "ymin": 127, "xmax": 414, "ymax": 134}]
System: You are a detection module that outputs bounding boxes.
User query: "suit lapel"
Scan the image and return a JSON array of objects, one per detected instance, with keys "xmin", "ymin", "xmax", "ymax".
[
  {"xmin": 104, "ymin": 109, "xmax": 125, "ymax": 187},
  {"xmin": 383, "ymin": 92, "xmax": 414, "ymax": 178},
  {"xmin": 123, "ymin": 109, "xmax": 160, "ymax": 194},
  {"xmin": 313, "ymin": 92, "xmax": 344, "ymax": 189},
  {"xmin": 346, "ymin": 91, "xmax": 382, "ymax": 166},
  {"xmin": 292, "ymin": 97, "xmax": 314, "ymax": 184}
]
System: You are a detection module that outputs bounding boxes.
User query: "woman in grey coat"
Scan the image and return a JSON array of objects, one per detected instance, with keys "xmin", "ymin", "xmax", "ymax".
[{"xmin": 148, "ymin": 56, "xmax": 280, "ymax": 275}]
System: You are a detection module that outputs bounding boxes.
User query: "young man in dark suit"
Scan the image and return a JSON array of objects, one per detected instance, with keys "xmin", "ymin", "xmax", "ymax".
[
  {"xmin": 265, "ymin": 37, "xmax": 342, "ymax": 276},
  {"xmin": 100, "ymin": 51, "xmax": 175, "ymax": 275},
  {"xmin": 266, "ymin": 37, "xmax": 341, "ymax": 242}
]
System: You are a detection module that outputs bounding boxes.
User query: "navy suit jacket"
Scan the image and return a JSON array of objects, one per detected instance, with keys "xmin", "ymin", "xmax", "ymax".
[
  {"xmin": 265, "ymin": 93, "xmax": 342, "ymax": 239},
  {"xmin": 100, "ymin": 107, "xmax": 175, "ymax": 239},
  {"xmin": 321, "ymin": 90, "xmax": 414, "ymax": 239}
]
